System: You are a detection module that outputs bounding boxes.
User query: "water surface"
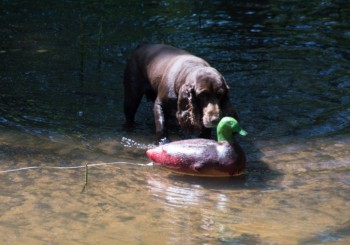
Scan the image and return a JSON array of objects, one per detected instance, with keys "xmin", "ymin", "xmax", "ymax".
[{"xmin": 1, "ymin": 0, "xmax": 350, "ymax": 244}]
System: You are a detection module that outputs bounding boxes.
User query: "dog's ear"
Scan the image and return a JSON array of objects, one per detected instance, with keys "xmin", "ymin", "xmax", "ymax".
[
  {"xmin": 176, "ymin": 83, "xmax": 194, "ymax": 129},
  {"xmin": 217, "ymin": 76, "xmax": 239, "ymax": 120},
  {"xmin": 177, "ymin": 81, "xmax": 204, "ymax": 131},
  {"xmin": 220, "ymin": 83, "xmax": 240, "ymax": 121}
]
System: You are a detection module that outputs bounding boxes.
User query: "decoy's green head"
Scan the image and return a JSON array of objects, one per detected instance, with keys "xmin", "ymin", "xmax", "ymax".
[{"xmin": 217, "ymin": 117, "xmax": 247, "ymax": 142}]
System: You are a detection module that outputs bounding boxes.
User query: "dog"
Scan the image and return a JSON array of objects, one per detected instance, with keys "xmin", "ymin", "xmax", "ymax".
[{"xmin": 123, "ymin": 44, "xmax": 238, "ymax": 142}]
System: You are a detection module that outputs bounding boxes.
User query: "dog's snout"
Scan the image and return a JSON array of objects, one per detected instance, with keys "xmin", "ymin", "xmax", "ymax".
[{"xmin": 210, "ymin": 115, "xmax": 220, "ymax": 124}]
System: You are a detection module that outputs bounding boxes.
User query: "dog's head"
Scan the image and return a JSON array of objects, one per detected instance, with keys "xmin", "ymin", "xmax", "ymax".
[{"xmin": 176, "ymin": 67, "xmax": 232, "ymax": 131}]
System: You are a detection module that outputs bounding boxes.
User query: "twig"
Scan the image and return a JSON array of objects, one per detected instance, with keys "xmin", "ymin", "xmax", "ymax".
[{"xmin": 81, "ymin": 162, "xmax": 88, "ymax": 193}]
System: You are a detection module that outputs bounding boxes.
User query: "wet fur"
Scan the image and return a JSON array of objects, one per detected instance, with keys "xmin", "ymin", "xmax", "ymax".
[{"xmin": 123, "ymin": 44, "xmax": 238, "ymax": 142}]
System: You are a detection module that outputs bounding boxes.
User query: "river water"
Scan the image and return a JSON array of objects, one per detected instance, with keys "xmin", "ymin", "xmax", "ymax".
[{"xmin": 1, "ymin": 0, "xmax": 350, "ymax": 244}]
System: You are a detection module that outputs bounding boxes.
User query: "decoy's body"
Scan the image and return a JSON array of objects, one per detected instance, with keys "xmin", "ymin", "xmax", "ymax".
[{"xmin": 146, "ymin": 117, "xmax": 247, "ymax": 177}]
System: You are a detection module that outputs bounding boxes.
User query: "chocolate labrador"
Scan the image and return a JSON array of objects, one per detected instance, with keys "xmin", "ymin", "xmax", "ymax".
[{"xmin": 124, "ymin": 44, "xmax": 238, "ymax": 142}]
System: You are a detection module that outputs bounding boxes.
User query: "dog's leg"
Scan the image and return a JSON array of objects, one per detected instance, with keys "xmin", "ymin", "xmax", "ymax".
[
  {"xmin": 123, "ymin": 62, "xmax": 144, "ymax": 125},
  {"xmin": 124, "ymin": 90, "xmax": 143, "ymax": 125},
  {"xmin": 153, "ymin": 98, "xmax": 169, "ymax": 143}
]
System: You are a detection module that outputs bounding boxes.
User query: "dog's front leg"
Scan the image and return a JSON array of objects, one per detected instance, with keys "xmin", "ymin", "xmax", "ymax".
[{"xmin": 153, "ymin": 98, "xmax": 169, "ymax": 144}]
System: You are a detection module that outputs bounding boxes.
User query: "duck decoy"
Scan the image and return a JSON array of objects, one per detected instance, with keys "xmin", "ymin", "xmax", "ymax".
[{"xmin": 146, "ymin": 117, "xmax": 247, "ymax": 177}]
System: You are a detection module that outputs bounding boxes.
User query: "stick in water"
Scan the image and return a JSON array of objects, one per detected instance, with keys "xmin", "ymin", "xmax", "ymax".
[{"xmin": 81, "ymin": 162, "xmax": 88, "ymax": 193}]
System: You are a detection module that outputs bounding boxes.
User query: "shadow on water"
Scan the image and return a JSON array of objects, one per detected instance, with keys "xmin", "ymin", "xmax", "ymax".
[{"xmin": 164, "ymin": 167, "xmax": 283, "ymax": 191}]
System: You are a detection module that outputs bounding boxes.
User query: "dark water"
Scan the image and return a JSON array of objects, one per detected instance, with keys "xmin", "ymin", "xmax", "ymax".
[{"xmin": 1, "ymin": 0, "xmax": 350, "ymax": 244}]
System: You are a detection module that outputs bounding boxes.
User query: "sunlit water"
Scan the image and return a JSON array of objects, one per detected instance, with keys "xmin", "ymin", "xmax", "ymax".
[{"xmin": 1, "ymin": 0, "xmax": 350, "ymax": 244}]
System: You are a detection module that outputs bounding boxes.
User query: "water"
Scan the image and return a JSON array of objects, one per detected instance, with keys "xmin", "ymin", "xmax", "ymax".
[{"xmin": 1, "ymin": 0, "xmax": 350, "ymax": 244}]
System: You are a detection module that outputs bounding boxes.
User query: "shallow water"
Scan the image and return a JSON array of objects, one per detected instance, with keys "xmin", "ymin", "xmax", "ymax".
[{"xmin": 1, "ymin": 0, "xmax": 350, "ymax": 244}]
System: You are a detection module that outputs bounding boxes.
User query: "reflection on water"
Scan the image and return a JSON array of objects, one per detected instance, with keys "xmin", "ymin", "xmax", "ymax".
[{"xmin": 1, "ymin": 0, "xmax": 350, "ymax": 244}]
